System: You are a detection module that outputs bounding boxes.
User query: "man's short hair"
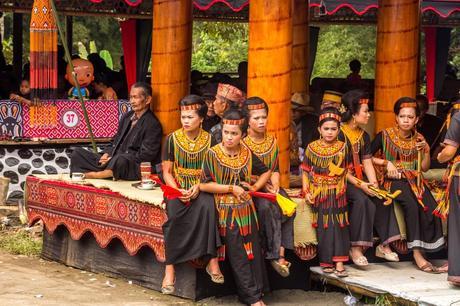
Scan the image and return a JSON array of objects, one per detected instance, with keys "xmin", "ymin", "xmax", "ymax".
[{"xmin": 132, "ymin": 82, "xmax": 152, "ymax": 98}]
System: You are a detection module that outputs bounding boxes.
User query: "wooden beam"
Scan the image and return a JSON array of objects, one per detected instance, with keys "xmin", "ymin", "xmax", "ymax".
[
  {"xmin": 151, "ymin": 0, "xmax": 192, "ymax": 137},
  {"xmin": 374, "ymin": 0, "xmax": 420, "ymax": 133},
  {"xmin": 13, "ymin": 13, "xmax": 23, "ymax": 80},
  {"xmin": 65, "ymin": 15, "xmax": 73, "ymax": 54}
]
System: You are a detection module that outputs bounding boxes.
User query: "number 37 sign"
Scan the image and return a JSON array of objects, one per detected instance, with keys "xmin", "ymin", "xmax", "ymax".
[{"xmin": 62, "ymin": 110, "xmax": 80, "ymax": 128}]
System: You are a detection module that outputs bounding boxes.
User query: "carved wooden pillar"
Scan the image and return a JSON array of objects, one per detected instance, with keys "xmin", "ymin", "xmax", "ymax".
[
  {"xmin": 374, "ymin": 0, "xmax": 420, "ymax": 132},
  {"xmin": 248, "ymin": 0, "xmax": 293, "ymax": 187},
  {"xmin": 151, "ymin": 0, "xmax": 192, "ymax": 136}
]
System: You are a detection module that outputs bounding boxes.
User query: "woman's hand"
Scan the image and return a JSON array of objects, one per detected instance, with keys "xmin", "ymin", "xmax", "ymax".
[
  {"xmin": 415, "ymin": 136, "xmax": 428, "ymax": 152},
  {"xmin": 178, "ymin": 189, "xmax": 191, "ymax": 203},
  {"xmin": 266, "ymin": 182, "xmax": 280, "ymax": 194},
  {"xmin": 240, "ymin": 181, "xmax": 256, "ymax": 192},
  {"xmin": 386, "ymin": 161, "xmax": 400, "ymax": 179},
  {"xmin": 304, "ymin": 192, "xmax": 314, "ymax": 204},
  {"xmin": 188, "ymin": 184, "xmax": 200, "ymax": 200},
  {"xmin": 232, "ymin": 185, "xmax": 248, "ymax": 202},
  {"xmin": 360, "ymin": 182, "xmax": 377, "ymax": 197}
]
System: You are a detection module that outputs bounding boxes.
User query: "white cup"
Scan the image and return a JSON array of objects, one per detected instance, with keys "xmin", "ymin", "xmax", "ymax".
[{"xmin": 72, "ymin": 173, "xmax": 85, "ymax": 181}]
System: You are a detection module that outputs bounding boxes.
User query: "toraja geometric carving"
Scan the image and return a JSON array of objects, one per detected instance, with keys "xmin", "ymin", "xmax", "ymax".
[
  {"xmin": 0, "ymin": 99, "xmax": 131, "ymax": 139},
  {"xmin": 26, "ymin": 176, "xmax": 167, "ymax": 262}
]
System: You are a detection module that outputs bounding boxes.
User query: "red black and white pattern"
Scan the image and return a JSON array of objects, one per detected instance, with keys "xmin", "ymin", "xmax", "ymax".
[{"xmin": 26, "ymin": 176, "xmax": 167, "ymax": 261}]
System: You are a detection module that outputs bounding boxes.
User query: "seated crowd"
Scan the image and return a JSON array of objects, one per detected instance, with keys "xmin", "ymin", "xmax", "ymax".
[{"xmin": 69, "ymin": 78, "xmax": 460, "ymax": 306}]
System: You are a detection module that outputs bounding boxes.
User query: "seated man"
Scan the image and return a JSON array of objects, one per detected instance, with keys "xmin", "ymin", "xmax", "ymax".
[{"xmin": 70, "ymin": 82, "xmax": 162, "ymax": 180}]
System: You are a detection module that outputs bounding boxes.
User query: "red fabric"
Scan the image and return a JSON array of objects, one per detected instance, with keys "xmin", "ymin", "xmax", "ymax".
[
  {"xmin": 120, "ymin": 19, "xmax": 137, "ymax": 91},
  {"xmin": 425, "ymin": 27, "xmax": 436, "ymax": 102},
  {"xmin": 249, "ymin": 191, "xmax": 276, "ymax": 202}
]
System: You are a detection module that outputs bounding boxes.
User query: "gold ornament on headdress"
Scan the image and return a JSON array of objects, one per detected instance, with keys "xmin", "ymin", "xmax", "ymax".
[
  {"xmin": 247, "ymin": 103, "xmax": 266, "ymax": 110},
  {"xmin": 359, "ymin": 98, "xmax": 369, "ymax": 104},
  {"xmin": 400, "ymin": 102, "xmax": 417, "ymax": 109},
  {"xmin": 180, "ymin": 104, "xmax": 201, "ymax": 111},
  {"xmin": 222, "ymin": 118, "xmax": 245, "ymax": 126},
  {"xmin": 319, "ymin": 113, "xmax": 341, "ymax": 122}
]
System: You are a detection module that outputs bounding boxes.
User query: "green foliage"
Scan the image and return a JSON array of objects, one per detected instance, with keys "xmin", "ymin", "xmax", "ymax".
[
  {"xmin": 72, "ymin": 17, "xmax": 122, "ymax": 70},
  {"xmin": 192, "ymin": 21, "xmax": 248, "ymax": 73},
  {"xmin": 450, "ymin": 28, "xmax": 460, "ymax": 79},
  {"xmin": 1, "ymin": 36, "xmax": 13, "ymax": 64},
  {"xmin": 312, "ymin": 25, "xmax": 376, "ymax": 80},
  {"xmin": 77, "ymin": 42, "xmax": 88, "ymax": 59},
  {"xmin": 99, "ymin": 50, "xmax": 113, "ymax": 70},
  {"xmin": 0, "ymin": 230, "xmax": 42, "ymax": 256}
]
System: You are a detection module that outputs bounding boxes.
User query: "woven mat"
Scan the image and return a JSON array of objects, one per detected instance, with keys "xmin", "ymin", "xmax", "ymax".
[
  {"xmin": 285, "ymin": 188, "xmax": 318, "ymax": 246},
  {"xmin": 32, "ymin": 174, "xmax": 165, "ymax": 207}
]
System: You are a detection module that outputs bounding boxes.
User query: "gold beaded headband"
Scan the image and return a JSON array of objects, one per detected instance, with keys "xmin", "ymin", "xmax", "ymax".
[
  {"xmin": 319, "ymin": 113, "xmax": 341, "ymax": 122},
  {"xmin": 180, "ymin": 104, "xmax": 201, "ymax": 111},
  {"xmin": 222, "ymin": 119, "xmax": 245, "ymax": 125},
  {"xmin": 400, "ymin": 102, "xmax": 417, "ymax": 109},
  {"xmin": 247, "ymin": 103, "xmax": 266, "ymax": 110},
  {"xmin": 453, "ymin": 103, "xmax": 460, "ymax": 110},
  {"xmin": 359, "ymin": 98, "xmax": 369, "ymax": 104}
]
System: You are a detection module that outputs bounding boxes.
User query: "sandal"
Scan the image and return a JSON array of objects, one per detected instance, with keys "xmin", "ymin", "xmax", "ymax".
[
  {"xmin": 271, "ymin": 260, "xmax": 290, "ymax": 277},
  {"xmin": 350, "ymin": 251, "xmax": 368, "ymax": 266},
  {"xmin": 416, "ymin": 262, "xmax": 441, "ymax": 274},
  {"xmin": 334, "ymin": 269, "xmax": 349, "ymax": 278},
  {"xmin": 438, "ymin": 262, "xmax": 448, "ymax": 273},
  {"xmin": 161, "ymin": 278, "xmax": 175, "ymax": 295},
  {"xmin": 206, "ymin": 263, "xmax": 225, "ymax": 284},
  {"xmin": 322, "ymin": 266, "xmax": 334, "ymax": 274},
  {"xmin": 375, "ymin": 245, "xmax": 399, "ymax": 262}
]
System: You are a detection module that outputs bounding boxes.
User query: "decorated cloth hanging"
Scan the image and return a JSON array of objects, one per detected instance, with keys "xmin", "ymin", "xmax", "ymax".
[{"xmin": 30, "ymin": 0, "xmax": 58, "ymax": 99}]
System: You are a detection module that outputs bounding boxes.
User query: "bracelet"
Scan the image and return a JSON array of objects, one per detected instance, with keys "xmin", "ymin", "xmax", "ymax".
[
  {"xmin": 228, "ymin": 185, "xmax": 233, "ymax": 193},
  {"xmin": 356, "ymin": 180, "xmax": 362, "ymax": 187},
  {"xmin": 382, "ymin": 160, "xmax": 388, "ymax": 167}
]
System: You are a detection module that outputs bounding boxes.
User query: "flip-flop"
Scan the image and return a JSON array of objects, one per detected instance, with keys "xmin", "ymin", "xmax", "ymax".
[
  {"xmin": 334, "ymin": 269, "xmax": 349, "ymax": 278},
  {"xmin": 322, "ymin": 267, "xmax": 334, "ymax": 274},
  {"xmin": 416, "ymin": 262, "xmax": 441, "ymax": 274},
  {"xmin": 438, "ymin": 262, "xmax": 448, "ymax": 273}
]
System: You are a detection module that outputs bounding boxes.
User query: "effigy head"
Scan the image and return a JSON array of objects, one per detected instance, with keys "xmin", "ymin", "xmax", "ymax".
[{"xmin": 65, "ymin": 59, "xmax": 94, "ymax": 88}]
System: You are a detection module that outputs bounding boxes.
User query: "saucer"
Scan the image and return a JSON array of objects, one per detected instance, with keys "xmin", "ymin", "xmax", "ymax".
[
  {"xmin": 132, "ymin": 181, "xmax": 158, "ymax": 190},
  {"xmin": 136, "ymin": 184, "xmax": 155, "ymax": 190}
]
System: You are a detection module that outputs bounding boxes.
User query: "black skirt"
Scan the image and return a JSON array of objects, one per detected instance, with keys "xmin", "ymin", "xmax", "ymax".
[
  {"xmin": 346, "ymin": 183, "xmax": 375, "ymax": 248},
  {"xmin": 372, "ymin": 195, "xmax": 401, "ymax": 246},
  {"xmin": 390, "ymin": 180, "xmax": 445, "ymax": 252},
  {"xmin": 314, "ymin": 200, "xmax": 350, "ymax": 267},
  {"xmin": 222, "ymin": 201, "xmax": 268, "ymax": 305},
  {"xmin": 70, "ymin": 147, "xmax": 141, "ymax": 180},
  {"xmin": 448, "ymin": 176, "xmax": 460, "ymax": 283},
  {"xmin": 162, "ymin": 192, "xmax": 221, "ymax": 265},
  {"xmin": 253, "ymin": 188, "xmax": 294, "ymax": 260}
]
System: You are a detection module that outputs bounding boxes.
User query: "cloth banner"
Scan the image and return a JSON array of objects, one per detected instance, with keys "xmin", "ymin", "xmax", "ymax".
[{"xmin": 120, "ymin": 19, "xmax": 137, "ymax": 91}]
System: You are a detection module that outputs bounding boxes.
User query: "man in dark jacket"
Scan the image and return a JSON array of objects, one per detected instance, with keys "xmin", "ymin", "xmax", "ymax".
[{"xmin": 70, "ymin": 82, "xmax": 163, "ymax": 180}]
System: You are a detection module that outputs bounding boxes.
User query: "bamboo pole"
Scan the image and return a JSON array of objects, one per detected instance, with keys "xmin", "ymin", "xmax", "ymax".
[
  {"xmin": 248, "ymin": 0, "xmax": 293, "ymax": 188},
  {"xmin": 374, "ymin": 0, "xmax": 420, "ymax": 133},
  {"xmin": 151, "ymin": 0, "xmax": 192, "ymax": 137},
  {"xmin": 49, "ymin": 0, "xmax": 97, "ymax": 152},
  {"xmin": 291, "ymin": 0, "xmax": 309, "ymax": 96}
]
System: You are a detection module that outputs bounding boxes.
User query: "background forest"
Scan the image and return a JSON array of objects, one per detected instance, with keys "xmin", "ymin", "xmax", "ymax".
[{"xmin": 1, "ymin": 14, "xmax": 459, "ymax": 87}]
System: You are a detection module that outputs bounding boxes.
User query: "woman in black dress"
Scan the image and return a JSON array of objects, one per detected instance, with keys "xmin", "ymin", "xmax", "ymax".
[
  {"xmin": 302, "ymin": 107, "xmax": 350, "ymax": 277},
  {"xmin": 371, "ymin": 97, "xmax": 445, "ymax": 273},
  {"xmin": 340, "ymin": 90, "xmax": 399, "ymax": 266},
  {"xmin": 437, "ymin": 99, "xmax": 460, "ymax": 285},
  {"xmin": 161, "ymin": 95, "xmax": 223, "ymax": 294},
  {"xmin": 200, "ymin": 108, "xmax": 271, "ymax": 306},
  {"xmin": 242, "ymin": 97, "xmax": 294, "ymax": 277}
]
